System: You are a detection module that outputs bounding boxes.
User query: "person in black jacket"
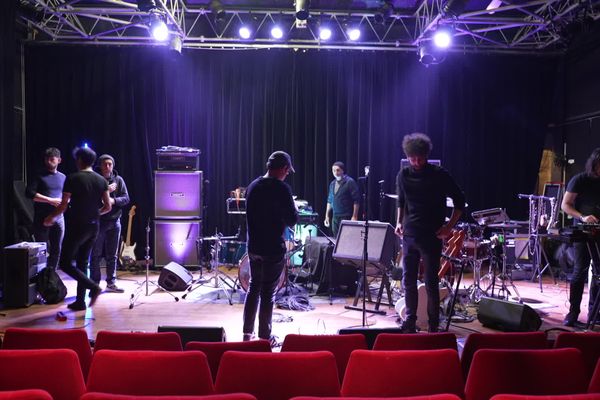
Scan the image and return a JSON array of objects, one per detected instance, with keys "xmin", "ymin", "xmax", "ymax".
[
  {"xmin": 26, "ymin": 147, "xmax": 66, "ymax": 269},
  {"xmin": 90, "ymin": 154, "xmax": 130, "ymax": 293},
  {"xmin": 324, "ymin": 161, "xmax": 360, "ymax": 237},
  {"xmin": 44, "ymin": 146, "xmax": 111, "ymax": 311},
  {"xmin": 243, "ymin": 151, "xmax": 298, "ymax": 346},
  {"xmin": 561, "ymin": 147, "xmax": 600, "ymax": 327},
  {"xmin": 395, "ymin": 133, "xmax": 465, "ymax": 333}
]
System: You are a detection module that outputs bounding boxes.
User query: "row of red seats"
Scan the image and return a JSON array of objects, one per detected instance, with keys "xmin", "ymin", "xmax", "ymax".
[
  {"xmin": 1, "ymin": 346, "xmax": 600, "ymax": 400},
  {"xmin": 2, "ymin": 329, "xmax": 600, "ymax": 381}
]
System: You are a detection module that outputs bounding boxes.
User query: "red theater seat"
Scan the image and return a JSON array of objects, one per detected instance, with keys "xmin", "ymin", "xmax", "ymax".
[
  {"xmin": 281, "ymin": 334, "xmax": 368, "ymax": 379},
  {"xmin": 464, "ymin": 348, "xmax": 588, "ymax": 400},
  {"xmin": 491, "ymin": 395, "xmax": 600, "ymax": 400},
  {"xmin": 372, "ymin": 332, "xmax": 458, "ymax": 351},
  {"xmin": 554, "ymin": 332, "xmax": 600, "ymax": 378},
  {"xmin": 461, "ymin": 331, "xmax": 548, "ymax": 377},
  {"xmin": 0, "ymin": 389, "xmax": 53, "ymax": 399},
  {"xmin": 94, "ymin": 331, "xmax": 183, "ymax": 352},
  {"xmin": 185, "ymin": 340, "xmax": 271, "ymax": 381},
  {"xmin": 341, "ymin": 349, "xmax": 463, "ymax": 398},
  {"xmin": 0, "ymin": 349, "xmax": 86, "ymax": 400},
  {"xmin": 87, "ymin": 350, "xmax": 214, "ymax": 396},
  {"xmin": 291, "ymin": 396, "xmax": 463, "ymax": 400},
  {"xmin": 2, "ymin": 327, "xmax": 93, "ymax": 379},
  {"xmin": 81, "ymin": 393, "xmax": 257, "ymax": 400},
  {"xmin": 590, "ymin": 360, "xmax": 600, "ymax": 393},
  {"xmin": 215, "ymin": 351, "xmax": 341, "ymax": 400}
]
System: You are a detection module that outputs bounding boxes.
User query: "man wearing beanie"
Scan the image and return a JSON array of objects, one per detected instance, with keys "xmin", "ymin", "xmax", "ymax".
[{"xmin": 90, "ymin": 154, "xmax": 130, "ymax": 293}]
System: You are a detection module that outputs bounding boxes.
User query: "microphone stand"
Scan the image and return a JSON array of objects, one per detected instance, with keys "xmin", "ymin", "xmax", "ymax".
[{"xmin": 361, "ymin": 166, "xmax": 370, "ymax": 327}]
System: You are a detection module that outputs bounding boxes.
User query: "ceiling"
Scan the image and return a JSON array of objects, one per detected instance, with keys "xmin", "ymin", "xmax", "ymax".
[{"xmin": 17, "ymin": 0, "xmax": 600, "ymax": 54}]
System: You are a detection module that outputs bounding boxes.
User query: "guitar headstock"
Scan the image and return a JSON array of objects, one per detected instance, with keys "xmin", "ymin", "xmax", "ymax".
[{"xmin": 129, "ymin": 205, "xmax": 136, "ymax": 217}]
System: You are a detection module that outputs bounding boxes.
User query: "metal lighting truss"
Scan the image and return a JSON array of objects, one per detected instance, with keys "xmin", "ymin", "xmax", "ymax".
[{"xmin": 17, "ymin": 0, "xmax": 600, "ymax": 54}]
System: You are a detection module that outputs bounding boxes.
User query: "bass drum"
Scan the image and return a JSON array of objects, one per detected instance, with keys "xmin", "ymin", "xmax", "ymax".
[{"xmin": 238, "ymin": 254, "xmax": 287, "ymax": 292}]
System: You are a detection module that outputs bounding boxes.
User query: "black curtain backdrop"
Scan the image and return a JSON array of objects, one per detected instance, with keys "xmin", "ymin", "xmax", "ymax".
[{"xmin": 25, "ymin": 44, "xmax": 555, "ymax": 259}]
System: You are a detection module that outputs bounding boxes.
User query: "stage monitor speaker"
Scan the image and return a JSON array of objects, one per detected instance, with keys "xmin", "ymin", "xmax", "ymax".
[
  {"xmin": 477, "ymin": 297, "xmax": 542, "ymax": 332},
  {"xmin": 154, "ymin": 220, "xmax": 201, "ymax": 268},
  {"xmin": 158, "ymin": 326, "xmax": 225, "ymax": 346},
  {"xmin": 155, "ymin": 171, "xmax": 203, "ymax": 218},
  {"xmin": 333, "ymin": 220, "xmax": 396, "ymax": 272},
  {"xmin": 158, "ymin": 261, "xmax": 193, "ymax": 291},
  {"xmin": 3, "ymin": 242, "xmax": 46, "ymax": 307},
  {"xmin": 338, "ymin": 327, "xmax": 405, "ymax": 350}
]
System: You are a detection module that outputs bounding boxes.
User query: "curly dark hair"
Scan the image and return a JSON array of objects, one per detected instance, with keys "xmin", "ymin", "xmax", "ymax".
[
  {"xmin": 72, "ymin": 146, "xmax": 97, "ymax": 168},
  {"xmin": 585, "ymin": 147, "xmax": 600, "ymax": 177},
  {"xmin": 402, "ymin": 132, "xmax": 432, "ymax": 157},
  {"xmin": 44, "ymin": 147, "xmax": 61, "ymax": 158}
]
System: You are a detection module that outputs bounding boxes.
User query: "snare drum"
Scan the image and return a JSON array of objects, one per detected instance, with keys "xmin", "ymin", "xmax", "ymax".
[
  {"xmin": 218, "ymin": 240, "xmax": 247, "ymax": 266},
  {"xmin": 238, "ymin": 253, "xmax": 287, "ymax": 292},
  {"xmin": 463, "ymin": 239, "xmax": 491, "ymax": 259}
]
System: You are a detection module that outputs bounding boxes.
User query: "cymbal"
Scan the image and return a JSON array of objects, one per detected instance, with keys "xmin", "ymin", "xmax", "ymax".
[
  {"xmin": 384, "ymin": 193, "xmax": 398, "ymax": 199},
  {"xmin": 488, "ymin": 223, "xmax": 520, "ymax": 229}
]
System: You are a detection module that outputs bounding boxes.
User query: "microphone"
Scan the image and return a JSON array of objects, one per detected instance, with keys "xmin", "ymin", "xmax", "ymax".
[{"xmin": 364, "ymin": 165, "xmax": 370, "ymax": 177}]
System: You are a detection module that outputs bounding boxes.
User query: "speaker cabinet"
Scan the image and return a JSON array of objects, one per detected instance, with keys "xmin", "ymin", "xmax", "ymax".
[
  {"xmin": 477, "ymin": 297, "xmax": 542, "ymax": 332},
  {"xmin": 158, "ymin": 261, "xmax": 193, "ymax": 291},
  {"xmin": 158, "ymin": 326, "xmax": 226, "ymax": 346},
  {"xmin": 338, "ymin": 327, "xmax": 405, "ymax": 350},
  {"xmin": 154, "ymin": 220, "xmax": 201, "ymax": 267},
  {"xmin": 3, "ymin": 242, "xmax": 46, "ymax": 307},
  {"xmin": 333, "ymin": 220, "xmax": 396, "ymax": 272},
  {"xmin": 155, "ymin": 171, "xmax": 203, "ymax": 218}
]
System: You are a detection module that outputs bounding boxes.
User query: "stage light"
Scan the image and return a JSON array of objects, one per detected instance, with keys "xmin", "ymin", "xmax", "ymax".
[
  {"xmin": 271, "ymin": 26, "xmax": 284, "ymax": 39},
  {"xmin": 319, "ymin": 27, "xmax": 332, "ymax": 41},
  {"xmin": 418, "ymin": 42, "xmax": 446, "ymax": 66},
  {"xmin": 136, "ymin": 0, "xmax": 156, "ymax": 12},
  {"xmin": 347, "ymin": 28, "xmax": 361, "ymax": 41},
  {"xmin": 83, "ymin": 142, "xmax": 89, "ymax": 148},
  {"xmin": 433, "ymin": 29, "xmax": 452, "ymax": 48},
  {"xmin": 169, "ymin": 35, "xmax": 182, "ymax": 54},
  {"xmin": 374, "ymin": 1, "xmax": 393, "ymax": 24},
  {"xmin": 209, "ymin": 0, "xmax": 226, "ymax": 21},
  {"xmin": 295, "ymin": 0, "xmax": 310, "ymax": 21},
  {"xmin": 442, "ymin": 0, "xmax": 467, "ymax": 17},
  {"xmin": 239, "ymin": 26, "xmax": 251, "ymax": 39},
  {"xmin": 150, "ymin": 19, "xmax": 169, "ymax": 41}
]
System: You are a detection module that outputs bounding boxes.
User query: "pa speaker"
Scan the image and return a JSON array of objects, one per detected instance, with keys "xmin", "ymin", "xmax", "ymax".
[
  {"xmin": 154, "ymin": 220, "xmax": 201, "ymax": 267},
  {"xmin": 158, "ymin": 326, "xmax": 225, "ymax": 346},
  {"xmin": 333, "ymin": 220, "xmax": 396, "ymax": 272},
  {"xmin": 477, "ymin": 297, "xmax": 542, "ymax": 332},
  {"xmin": 158, "ymin": 261, "xmax": 193, "ymax": 291},
  {"xmin": 338, "ymin": 327, "xmax": 405, "ymax": 350},
  {"xmin": 155, "ymin": 171, "xmax": 203, "ymax": 218}
]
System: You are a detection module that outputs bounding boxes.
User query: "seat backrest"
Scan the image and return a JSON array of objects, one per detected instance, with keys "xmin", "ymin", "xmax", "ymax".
[
  {"xmin": 372, "ymin": 332, "xmax": 458, "ymax": 351},
  {"xmin": 215, "ymin": 351, "xmax": 341, "ymax": 400},
  {"xmin": 291, "ymin": 395, "xmax": 463, "ymax": 400},
  {"xmin": 281, "ymin": 334, "xmax": 368, "ymax": 379},
  {"xmin": 464, "ymin": 348, "xmax": 588, "ymax": 400},
  {"xmin": 185, "ymin": 340, "xmax": 271, "ymax": 381},
  {"xmin": 0, "ymin": 389, "xmax": 53, "ymax": 400},
  {"xmin": 94, "ymin": 331, "xmax": 183, "ymax": 352},
  {"xmin": 0, "ymin": 349, "xmax": 86, "ymax": 400},
  {"xmin": 590, "ymin": 359, "xmax": 600, "ymax": 393},
  {"xmin": 87, "ymin": 350, "xmax": 214, "ymax": 396},
  {"xmin": 341, "ymin": 349, "xmax": 464, "ymax": 398},
  {"xmin": 491, "ymin": 395, "xmax": 600, "ymax": 400},
  {"xmin": 81, "ymin": 393, "xmax": 258, "ymax": 400},
  {"xmin": 2, "ymin": 327, "xmax": 93, "ymax": 379},
  {"xmin": 554, "ymin": 332, "xmax": 600, "ymax": 378},
  {"xmin": 461, "ymin": 331, "xmax": 547, "ymax": 377}
]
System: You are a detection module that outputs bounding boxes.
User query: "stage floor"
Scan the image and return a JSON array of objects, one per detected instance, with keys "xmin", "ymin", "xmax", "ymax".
[{"xmin": 0, "ymin": 265, "xmax": 597, "ymax": 347}]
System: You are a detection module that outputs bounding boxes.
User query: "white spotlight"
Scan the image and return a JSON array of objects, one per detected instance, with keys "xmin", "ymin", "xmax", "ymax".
[
  {"xmin": 271, "ymin": 26, "xmax": 283, "ymax": 39},
  {"xmin": 151, "ymin": 19, "xmax": 169, "ymax": 41},
  {"xmin": 239, "ymin": 26, "xmax": 251, "ymax": 39},
  {"xmin": 433, "ymin": 30, "xmax": 452, "ymax": 48},
  {"xmin": 347, "ymin": 28, "xmax": 361, "ymax": 41},
  {"xmin": 319, "ymin": 27, "xmax": 332, "ymax": 41}
]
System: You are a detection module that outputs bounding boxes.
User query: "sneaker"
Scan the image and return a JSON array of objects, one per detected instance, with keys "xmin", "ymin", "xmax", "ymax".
[
  {"xmin": 67, "ymin": 301, "xmax": 86, "ymax": 311},
  {"xmin": 563, "ymin": 312, "xmax": 578, "ymax": 327},
  {"xmin": 242, "ymin": 333, "xmax": 255, "ymax": 342},
  {"xmin": 105, "ymin": 283, "xmax": 125, "ymax": 293},
  {"xmin": 268, "ymin": 335, "xmax": 281, "ymax": 348},
  {"xmin": 398, "ymin": 319, "xmax": 417, "ymax": 334}
]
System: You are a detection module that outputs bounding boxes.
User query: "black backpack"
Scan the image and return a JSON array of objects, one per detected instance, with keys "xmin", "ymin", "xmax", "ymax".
[{"xmin": 37, "ymin": 267, "xmax": 67, "ymax": 304}]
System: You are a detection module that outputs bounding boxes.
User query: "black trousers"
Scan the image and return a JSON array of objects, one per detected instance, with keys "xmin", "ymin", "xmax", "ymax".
[
  {"xmin": 58, "ymin": 221, "xmax": 102, "ymax": 304},
  {"xmin": 332, "ymin": 214, "xmax": 351, "ymax": 238},
  {"xmin": 569, "ymin": 239, "xmax": 600, "ymax": 321}
]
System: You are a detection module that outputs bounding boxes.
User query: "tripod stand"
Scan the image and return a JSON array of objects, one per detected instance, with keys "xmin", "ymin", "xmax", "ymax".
[
  {"xmin": 129, "ymin": 219, "xmax": 179, "ymax": 309},
  {"xmin": 486, "ymin": 224, "xmax": 521, "ymax": 302}
]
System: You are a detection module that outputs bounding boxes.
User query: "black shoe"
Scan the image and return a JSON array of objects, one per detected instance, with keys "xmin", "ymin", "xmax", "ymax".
[
  {"xmin": 89, "ymin": 286, "xmax": 102, "ymax": 307},
  {"xmin": 67, "ymin": 301, "xmax": 86, "ymax": 311},
  {"xmin": 563, "ymin": 313, "xmax": 578, "ymax": 327},
  {"xmin": 428, "ymin": 326, "xmax": 439, "ymax": 333},
  {"xmin": 399, "ymin": 320, "xmax": 417, "ymax": 334}
]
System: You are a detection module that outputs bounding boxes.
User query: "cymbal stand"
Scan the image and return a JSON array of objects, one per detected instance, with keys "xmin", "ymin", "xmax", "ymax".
[
  {"xmin": 129, "ymin": 218, "xmax": 179, "ymax": 309},
  {"xmin": 466, "ymin": 242, "xmax": 489, "ymax": 303},
  {"xmin": 488, "ymin": 229, "xmax": 521, "ymax": 302}
]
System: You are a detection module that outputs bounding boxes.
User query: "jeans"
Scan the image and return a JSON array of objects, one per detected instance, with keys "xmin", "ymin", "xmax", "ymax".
[
  {"xmin": 332, "ymin": 214, "xmax": 351, "ymax": 238},
  {"xmin": 242, "ymin": 253, "xmax": 285, "ymax": 339},
  {"xmin": 90, "ymin": 219, "xmax": 121, "ymax": 285},
  {"xmin": 402, "ymin": 234, "xmax": 443, "ymax": 329},
  {"xmin": 568, "ymin": 239, "xmax": 600, "ymax": 321},
  {"xmin": 33, "ymin": 216, "xmax": 64, "ymax": 269},
  {"xmin": 58, "ymin": 221, "xmax": 102, "ymax": 304}
]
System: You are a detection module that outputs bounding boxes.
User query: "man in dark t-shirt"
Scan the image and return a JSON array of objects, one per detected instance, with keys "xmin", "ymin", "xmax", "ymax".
[
  {"xmin": 26, "ymin": 147, "xmax": 66, "ymax": 269},
  {"xmin": 324, "ymin": 161, "xmax": 360, "ymax": 237},
  {"xmin": 44, "ymin": 146, "xmax": 111, "ymax": 311},
  {"xmin": 243, "ymin": 151, "xmax": 298, "ymax": 346},
  {"xmin": 561, "ymin": 147, "xmax": 600, "ymax": 327},
  {"xmin": 395, "ymin": 133, "xmax": 465, "ymax": 333}
]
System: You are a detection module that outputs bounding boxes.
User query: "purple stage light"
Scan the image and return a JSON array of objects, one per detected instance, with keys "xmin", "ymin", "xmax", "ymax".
[
  {"xmin": 433, "ymin": 29, "xmax": 452, "ymax": 48},
  {"xmin": 271, "ymin": 26, "xmax": 283, "ymax": 39},
  {"xmin": 347, "ymin": 28, "xmax": 361, "ymax": 41},
  {"xmin": 319, "ymin": 27, "xmax": 332, "ymax": 41},
  {"xmin": 151, "ymin": 19, "xmax": 169, "ymax": 41},
  {"xmin": 239, "ymin": 26, "xmax": 251, "ymax": 39}
]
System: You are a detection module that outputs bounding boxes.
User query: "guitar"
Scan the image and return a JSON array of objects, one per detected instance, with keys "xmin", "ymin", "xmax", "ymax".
[
  {"xmin": 395, "ymin": 229, "xmax": 466, "ymax": 330},
  {"xmin": 119, "ymin": 205, "xmax": 137, "ymax": 268}
]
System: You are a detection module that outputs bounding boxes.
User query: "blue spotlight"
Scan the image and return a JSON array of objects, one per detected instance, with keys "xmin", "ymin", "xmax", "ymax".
[
  {"xmin": 433, "ymin": 28, "xmax": 452, "ymax": 48},
  {"xmin": 319, "ymin": 27, "xmax": 332, "ymax": 41},
  {"xmin": 347, "ymin": 28, "xmax": 361, "ymax": 41}
]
